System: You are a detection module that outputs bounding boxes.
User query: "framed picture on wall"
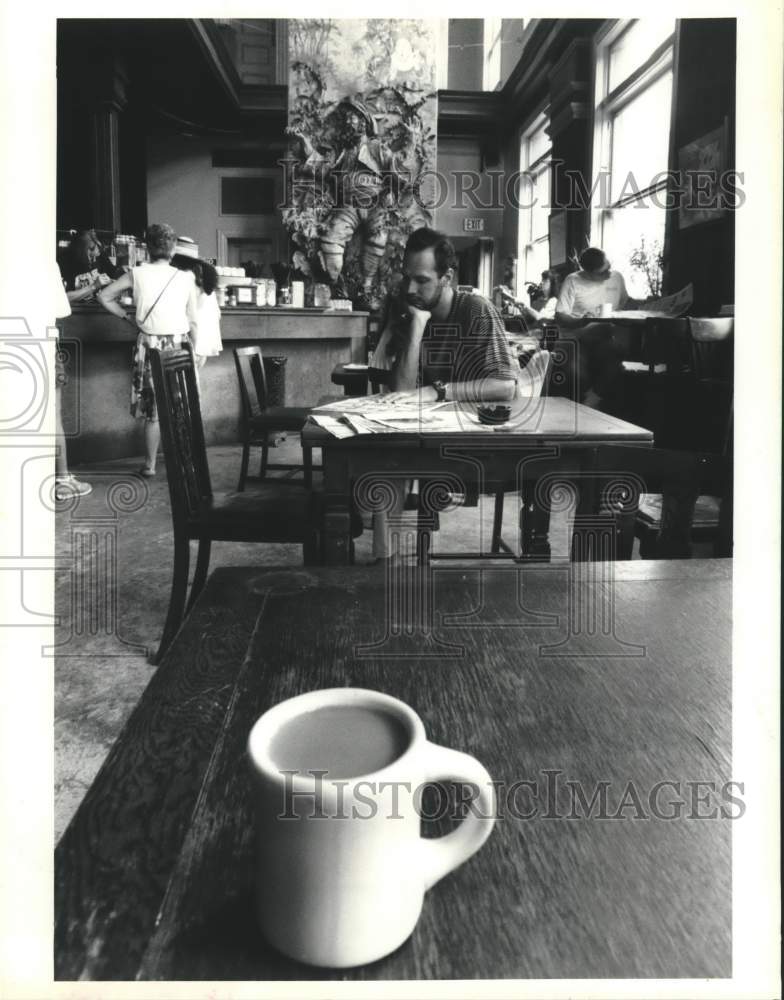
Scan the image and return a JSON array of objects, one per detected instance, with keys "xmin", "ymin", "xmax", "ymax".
[{"xmin": 677, "ymin": 119, "xmax": 729, "ymax": 229}]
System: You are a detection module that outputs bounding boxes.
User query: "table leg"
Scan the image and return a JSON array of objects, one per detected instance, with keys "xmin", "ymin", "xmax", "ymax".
[
  {"xmin": 519, "ymin": 483, "xmax": 552, "ymax": 562},
  {"xmin": 321, "ymin": 451, "xmax": 353, "ymax": 566},
  {"xmin": 570, "ymin": 456, "xmax": 599, "ymax": 562},
  {"xmin": 323, "ymin": 506, "xmax": 353, "ymax": 565}
]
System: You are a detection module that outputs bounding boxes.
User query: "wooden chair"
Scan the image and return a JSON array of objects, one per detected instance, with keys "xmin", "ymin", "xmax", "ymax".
[
  {"xmin": 632, "ymin": 316, "xmax": 734, "ymax": 555},
  {"xmin": 688, "ymin": 316, "xmax": 733, "ymax": 385},
  {"xmin": 591, "ymin": 443, "xmax": 732, "ymax": 560},
  {"xmin": 420, "ymin": 349, "xmax": 553, "ymax": 562},
  {"xmin": 233, "ymin": 345, "xmax": 316, "ymax": 491},
  {"xmin": 150, "ymin": 343, "xmax": 322, "ymax": 665}
]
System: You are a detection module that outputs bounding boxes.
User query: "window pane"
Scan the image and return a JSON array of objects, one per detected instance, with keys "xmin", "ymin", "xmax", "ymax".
[
  {"xmin": 524, "ymin": 239, "xmax": 550, "ymax": 287},
  {"xmin": 610, "ymin": 71, "xmax": 672, "ymax": 203},
  {"xmin": 530, "ymin": 165, "xmax": 551, "ymax": 240},
  {"xmin": 601, "ymin": 194, "xmax": 667, "ymax": 299},
  {"xmin": 484, "ymin": 18, "xmax": 502, "ymax": 90},
  {"xmin": 608, "ymin": 19, "xmax": 675, "ymax": 92},
  {"xmin": 527, "ymin": 123, "xmax": 550, "ymax": 167}
]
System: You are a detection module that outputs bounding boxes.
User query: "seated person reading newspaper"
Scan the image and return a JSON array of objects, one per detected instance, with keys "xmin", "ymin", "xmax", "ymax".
[
  {"xmin": 368, "ymin": 227, "xmax": 541, "ymax": 559},
  {"xmin": 554, "ymin": 246, "xmax": 646, "ymax": 410}
]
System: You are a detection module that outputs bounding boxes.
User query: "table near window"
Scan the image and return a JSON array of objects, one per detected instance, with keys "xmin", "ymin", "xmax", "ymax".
[{"xmin": 55, "ymin": 559, "xmax": 731, "ymax": 980}]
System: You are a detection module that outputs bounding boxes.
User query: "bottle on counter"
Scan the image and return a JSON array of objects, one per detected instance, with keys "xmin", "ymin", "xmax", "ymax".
[{"xmin": 115, "ymin": 234, "xmax": 129, "ymax": 268}]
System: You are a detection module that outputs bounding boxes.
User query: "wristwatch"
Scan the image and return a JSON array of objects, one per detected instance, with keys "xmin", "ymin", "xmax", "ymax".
[{"xmin": 432, "ymin": 380, "xmax": 447, "ymax": 402}]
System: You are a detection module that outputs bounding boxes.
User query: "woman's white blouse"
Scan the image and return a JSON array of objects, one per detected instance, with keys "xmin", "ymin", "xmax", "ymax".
[{"xmin": 131, "ymin": 264, "xmax": 199, "ymax": 338}]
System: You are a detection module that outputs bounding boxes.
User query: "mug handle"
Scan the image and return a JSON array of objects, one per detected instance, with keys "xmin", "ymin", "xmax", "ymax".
[{"xmin": 419, "ymin": 741, "xmax": 496, "ymax": 890}]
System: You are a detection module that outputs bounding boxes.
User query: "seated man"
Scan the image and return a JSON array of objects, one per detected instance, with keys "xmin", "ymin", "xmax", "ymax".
[
  {"xmin": 555, "ymin": 246, "xmax": 638, "ymax": 409},
  {"xmin": 375, "ymin": 227, "xmax": 518, "ymax": 405},
  {"xmin": 369, "ymin": 226, "xmax": 519, "ymax": 558}
]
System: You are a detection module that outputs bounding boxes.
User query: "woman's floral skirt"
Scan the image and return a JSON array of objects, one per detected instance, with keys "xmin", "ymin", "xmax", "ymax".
[{"xmin": 130, "ymin": 331, "xmax": 190, "ymax": 421}]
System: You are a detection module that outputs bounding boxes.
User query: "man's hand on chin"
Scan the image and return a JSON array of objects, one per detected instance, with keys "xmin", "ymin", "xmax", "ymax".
[{"xmin": 405, "ymin": 303, "xmax": 431, "ymax": 327}]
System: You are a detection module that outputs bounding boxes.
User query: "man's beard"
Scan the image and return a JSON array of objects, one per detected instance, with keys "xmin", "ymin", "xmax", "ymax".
[{"xmin": 406, "ymin": 284, "xmax": 442, "ymax": 312}]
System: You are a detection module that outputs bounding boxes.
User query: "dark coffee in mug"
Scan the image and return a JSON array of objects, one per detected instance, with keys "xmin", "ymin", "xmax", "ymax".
[{"xmin": 269, "ymin": 704, "xmax": 410, "ymax": 779}]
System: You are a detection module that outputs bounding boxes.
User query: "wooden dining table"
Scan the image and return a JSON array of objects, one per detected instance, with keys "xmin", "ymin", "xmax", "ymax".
[
  {"xmin": 304, "ymin": 396, "xmax": 654, "ymax": 564},
  {"xmin": 55, "ymin": 558, "xmax": 732, "ymax": 981}
]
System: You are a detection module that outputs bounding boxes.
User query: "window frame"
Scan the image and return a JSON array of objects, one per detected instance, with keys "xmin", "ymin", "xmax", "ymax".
[
  {"xmin": 516, "ymin": 108, "xmax": 552, "ymax": 297},
  {"xmin": 483, "ymin": 18, "xmax": 503, "ymax": 92},
  {"xmin": 590, "ymin": 19, "xmax": 676, "ymax": 249}
]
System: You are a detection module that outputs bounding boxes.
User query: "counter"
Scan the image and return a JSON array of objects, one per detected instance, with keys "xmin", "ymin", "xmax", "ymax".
[{"xmin": 59, "ymin": 304, "xmax": 369, "ymax": 465}]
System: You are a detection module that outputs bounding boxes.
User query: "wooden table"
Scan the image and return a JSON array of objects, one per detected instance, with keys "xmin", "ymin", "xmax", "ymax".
[
  {"xmin": 55, "ymin": 560, "xmax": 732, "ymax": 981},
  {"xmin": 303, "ymin": 396, "xmax": 654, "ymax": 564}
]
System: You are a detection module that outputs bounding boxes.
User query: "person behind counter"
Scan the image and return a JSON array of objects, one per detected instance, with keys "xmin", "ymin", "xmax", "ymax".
[
  {"xmin": 169, "ymin": 237, "xmax": 223, "ymax": 366},
  {"xmin": 58, "ymin": 229, "xmax": 121, "ymax": 303},
  {"xmin": 98, "ymin": 223, "xmax": 200, "ymax": 477}
]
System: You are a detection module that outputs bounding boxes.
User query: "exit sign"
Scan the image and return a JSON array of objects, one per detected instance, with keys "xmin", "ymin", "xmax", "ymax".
[{"xmin": 463, "ymin": 217, "xmax": 485, "ymax": 232}]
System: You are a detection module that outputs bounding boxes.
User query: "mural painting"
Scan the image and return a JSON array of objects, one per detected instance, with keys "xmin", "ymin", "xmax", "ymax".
[{"xmin": 284, "ymin": 19, "xmax": 438, "ymax": 310}]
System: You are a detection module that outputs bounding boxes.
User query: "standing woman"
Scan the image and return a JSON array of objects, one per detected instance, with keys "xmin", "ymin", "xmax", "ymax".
[
  {"xmin": 98, "ymin": 223, "xmax": 200, "ymax": 476},
  {"xmin": 169, "ymin": 237, "xmax": 223, "ymax": 366}
]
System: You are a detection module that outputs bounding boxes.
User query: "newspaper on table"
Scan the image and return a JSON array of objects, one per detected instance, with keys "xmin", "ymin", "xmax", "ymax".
[
  {"xmin": 310, "ymin": 351, "xmax": 552, "ymax": 437},
  {"xmin": 611, "ymin": 283, "xmax": 694, "ymax": 321},
  {"xmin": 309, "ymin": 405, "xmax": 548, "ymax": 437},
  {"xmin": 310, "ymin": 399, "xmax": 464, "ymax": 436}
]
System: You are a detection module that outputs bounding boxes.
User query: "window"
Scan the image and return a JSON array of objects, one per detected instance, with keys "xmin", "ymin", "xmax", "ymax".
[
  {"xmin": 483, "ymin": 19, "xmax": 503, "ymax": 91},
  {"xmin": 517, "ymin": 113, "xmax": 552, "ymax": 294},
  {"xmin": 591, "ymin": 20, "xmax": 676, "ymax": 298}
]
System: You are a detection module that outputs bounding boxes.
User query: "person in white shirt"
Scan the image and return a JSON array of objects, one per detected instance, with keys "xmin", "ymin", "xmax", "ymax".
[
  {"xmin": 99, "ymin": 223, "xmax": 200, "ymax": 476},
  {"xmin": 555, "ymin": 247, "xmax": 638, "ymax": 409},
  {"xmin": 169, "ymin": 238, "xmax": 223, "ymax": 367},
  {"xmin": 52, "ymin": 261, "xmax": 93, "ymax": 502}
]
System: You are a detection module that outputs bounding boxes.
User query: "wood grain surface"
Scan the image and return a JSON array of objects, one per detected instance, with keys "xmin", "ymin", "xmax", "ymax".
[
  {"xmin": 56, "ymin": 559, "xmax": 732, "ymax": 981},
  {"xmin": 54, "ymin": 568, "xmax": 327, "ymax": 980},
  {"xmin": 304, "ymin": 397, "xmax": 655, "ymax": 447}
]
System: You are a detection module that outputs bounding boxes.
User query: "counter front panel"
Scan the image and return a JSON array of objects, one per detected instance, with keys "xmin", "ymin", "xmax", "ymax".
[{"xmin": 60, "ymin": 306, "xmax": 369, "ymax": 465}]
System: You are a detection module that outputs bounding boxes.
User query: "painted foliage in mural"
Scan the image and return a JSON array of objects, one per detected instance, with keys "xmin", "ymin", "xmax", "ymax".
[{"xmin": 284, "ymin": 19, "xmax": 438, "ymax": 308}]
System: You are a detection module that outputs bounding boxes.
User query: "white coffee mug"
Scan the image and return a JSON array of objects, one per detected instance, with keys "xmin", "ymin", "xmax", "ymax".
[
  {"xmin": 247, "ymin": 687, "xmax": 496, "ymax": 968},
  {"xmin": 599, "ymin": 302, "xmax": 613, "ymax": 318}
]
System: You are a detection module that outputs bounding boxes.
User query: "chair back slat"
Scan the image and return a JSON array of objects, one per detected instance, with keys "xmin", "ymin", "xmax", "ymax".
[
  {"xmin": 150, "ymin": 345, "xmax": 212, "ymax": 525},
  {"xmin": 234, "ymin": 345, "xmax": 268, "ymax": 419},
  {"xmin": 687, "ymin": 317, "xmax": 734, "ymax": 382}
]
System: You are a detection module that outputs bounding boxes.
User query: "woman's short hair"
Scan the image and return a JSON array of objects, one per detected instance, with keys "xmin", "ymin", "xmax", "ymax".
[
  {"xmin": 579, "ymin": 247, "xmax": 610, "ymax": 273},
  {"xmin": 146, "ymin": 223, "xmax": 177, "ymax": 261},
  {"xmin": 404, "ymin": 227, "xmax": 457, "ymax": 277}
]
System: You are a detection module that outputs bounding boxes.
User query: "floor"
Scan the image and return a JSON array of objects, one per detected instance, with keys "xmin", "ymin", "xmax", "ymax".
[{"xmin": 54, "ymin": 435, "xmax": 572, "ymax": 840}]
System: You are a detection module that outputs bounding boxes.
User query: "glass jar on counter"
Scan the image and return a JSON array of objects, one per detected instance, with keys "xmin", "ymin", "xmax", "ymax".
[{"xmin": 313, "ymin": 283, "xmax": 331, "ymax": 309}]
